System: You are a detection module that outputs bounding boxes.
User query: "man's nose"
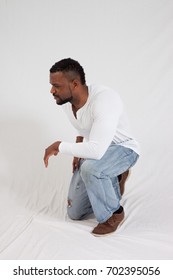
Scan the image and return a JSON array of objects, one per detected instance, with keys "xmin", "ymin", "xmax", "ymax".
[{"xmin": 50, "ymin": 86, "xmax": 56, "ymax": 94}]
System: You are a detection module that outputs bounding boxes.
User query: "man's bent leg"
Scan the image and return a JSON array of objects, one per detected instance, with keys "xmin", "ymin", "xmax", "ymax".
[{"xmin": 80, "ymin": 144, "xmax": 139, "ymax": 224}]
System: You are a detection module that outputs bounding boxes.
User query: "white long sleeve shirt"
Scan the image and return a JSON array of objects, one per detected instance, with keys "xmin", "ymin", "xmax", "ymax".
[{"xmin": 59, "ymin": 84, "xmax": 140, "ymax": 159}]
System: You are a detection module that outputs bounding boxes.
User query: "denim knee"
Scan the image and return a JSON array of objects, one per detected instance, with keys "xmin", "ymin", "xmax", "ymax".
[
  {"xmin": 67, "ymin": 204, "xmax": 83, "ymax": 220},
  {"xmin": 80, "ymin": 160, "xmax": 97, "ymax": 180}
]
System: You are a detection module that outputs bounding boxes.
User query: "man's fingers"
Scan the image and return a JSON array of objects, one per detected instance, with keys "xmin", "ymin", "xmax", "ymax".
[
  {"xmin": 44, "ymin": 149, "xmax": 58, "ymax": 168},
  {"xmin": 72, "ymin": 163, "xmax": 78, "ymax": 173},
  {"xmin": 44, "ymin": 154, "xmax": 49, "ymax": 168},
  {"xmin": 72, "ymin": 157, "xmax": 80, "ymax": 173}
]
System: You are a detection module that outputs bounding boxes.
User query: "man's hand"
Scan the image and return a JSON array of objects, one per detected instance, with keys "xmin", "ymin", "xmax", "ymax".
[
  {"xmin": 72, "ymin": 136, "xmax": 84, "ymax": 173},
  {"xmin": 72, "ymin": 157, "xmax": 80, "ymax": 173},
  {"xmin": 44, "ymin": 141, "xmax": 61, "ymax": 168}
]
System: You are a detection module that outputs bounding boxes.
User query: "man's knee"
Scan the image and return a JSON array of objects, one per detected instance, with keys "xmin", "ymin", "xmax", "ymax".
[
  {"xmin": 67, "ymin": 199, "xmax": 83, "ymax": 220},
  {"xmin": 80, "ymin": 160, "xmax": 97, "ymax": 179}
]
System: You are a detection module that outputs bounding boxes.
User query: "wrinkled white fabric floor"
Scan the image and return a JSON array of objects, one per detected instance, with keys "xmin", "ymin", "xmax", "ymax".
[
  {"xmin": 0, "ymin": 0, "xmax": 173, "ymax": 260},
  {"xmin": 0, "ymin": 163, "xmax": 173, "ymax": 260},
  {"xmin": 0, "ymin": 153, "xmax": 172, "ymax": 260}
]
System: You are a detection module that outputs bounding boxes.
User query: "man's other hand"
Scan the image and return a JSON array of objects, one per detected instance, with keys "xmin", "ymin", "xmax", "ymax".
[{"xmin": 44, "ymin": 141, "xmax": 61, "ymax": 167}]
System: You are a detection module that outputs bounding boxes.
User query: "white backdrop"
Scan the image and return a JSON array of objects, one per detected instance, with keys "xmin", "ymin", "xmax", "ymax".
[{"xmin": 0, "ymin": 0, "xmax": 173, "ymax": 259}]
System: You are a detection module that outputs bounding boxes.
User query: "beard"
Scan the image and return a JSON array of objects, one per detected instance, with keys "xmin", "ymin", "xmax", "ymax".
[
  {"xmin": 54, "ymin": 95, "xmax": 73, "ymax": 105},
  {"xmin": 53, "ymin": 87, "xmax": 73, "ymax": 105}
]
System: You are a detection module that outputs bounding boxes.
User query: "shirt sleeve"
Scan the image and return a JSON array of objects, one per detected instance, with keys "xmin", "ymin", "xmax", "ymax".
[{"xmin": 59, "ymin": 91, "xmax": 123, "ymax": 159}]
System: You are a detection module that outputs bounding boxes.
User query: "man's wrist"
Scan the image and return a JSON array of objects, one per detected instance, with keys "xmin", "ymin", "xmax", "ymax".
[
  {"xmin": 55, "ymin": 141, "xmax": 61, "ymax": 152},
  {"xmin": 76, "ymin": 136, "xmax": 83, "ymax": 143}
]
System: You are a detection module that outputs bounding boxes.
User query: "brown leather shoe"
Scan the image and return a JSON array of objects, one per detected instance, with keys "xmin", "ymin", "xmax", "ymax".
[
  {"xmin": 118, "ymin": 170, "xmax": 130, "ymax": 195},
  {"xmin": 92, "ymin": 209, "xmax": 124, "ymax": 236}
]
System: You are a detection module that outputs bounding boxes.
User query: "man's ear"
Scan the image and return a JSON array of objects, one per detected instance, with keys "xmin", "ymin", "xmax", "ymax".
[{"xmin": 72, "ymin": 79, "xmax": 79, "ymax": 89}]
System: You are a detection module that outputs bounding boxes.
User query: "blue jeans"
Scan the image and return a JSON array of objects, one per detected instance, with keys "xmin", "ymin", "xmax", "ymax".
[{"xmin": 67, "ymin": 143, "xmax": 139, "ymax": 223}]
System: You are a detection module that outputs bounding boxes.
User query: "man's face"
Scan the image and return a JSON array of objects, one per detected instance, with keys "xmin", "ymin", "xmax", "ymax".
[{"xmin": 50, "ymin": 72, "xmax": 73, "ymax": 105}]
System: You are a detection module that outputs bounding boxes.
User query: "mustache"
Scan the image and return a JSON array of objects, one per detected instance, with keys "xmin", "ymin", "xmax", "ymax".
[{"xmin": 53, "ymin": 93, "xmax": 59, "ymax": 98}]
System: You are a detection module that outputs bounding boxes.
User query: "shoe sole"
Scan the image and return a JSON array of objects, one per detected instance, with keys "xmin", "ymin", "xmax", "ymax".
[{"xmin": 91, "ymin": 219, "xmax": 125, "ymax": 237}]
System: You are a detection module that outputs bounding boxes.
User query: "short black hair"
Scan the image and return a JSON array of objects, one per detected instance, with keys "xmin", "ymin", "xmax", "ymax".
[{"xmin": 50, "ymin": 58, "xmax": 86, "ymax": 85}]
